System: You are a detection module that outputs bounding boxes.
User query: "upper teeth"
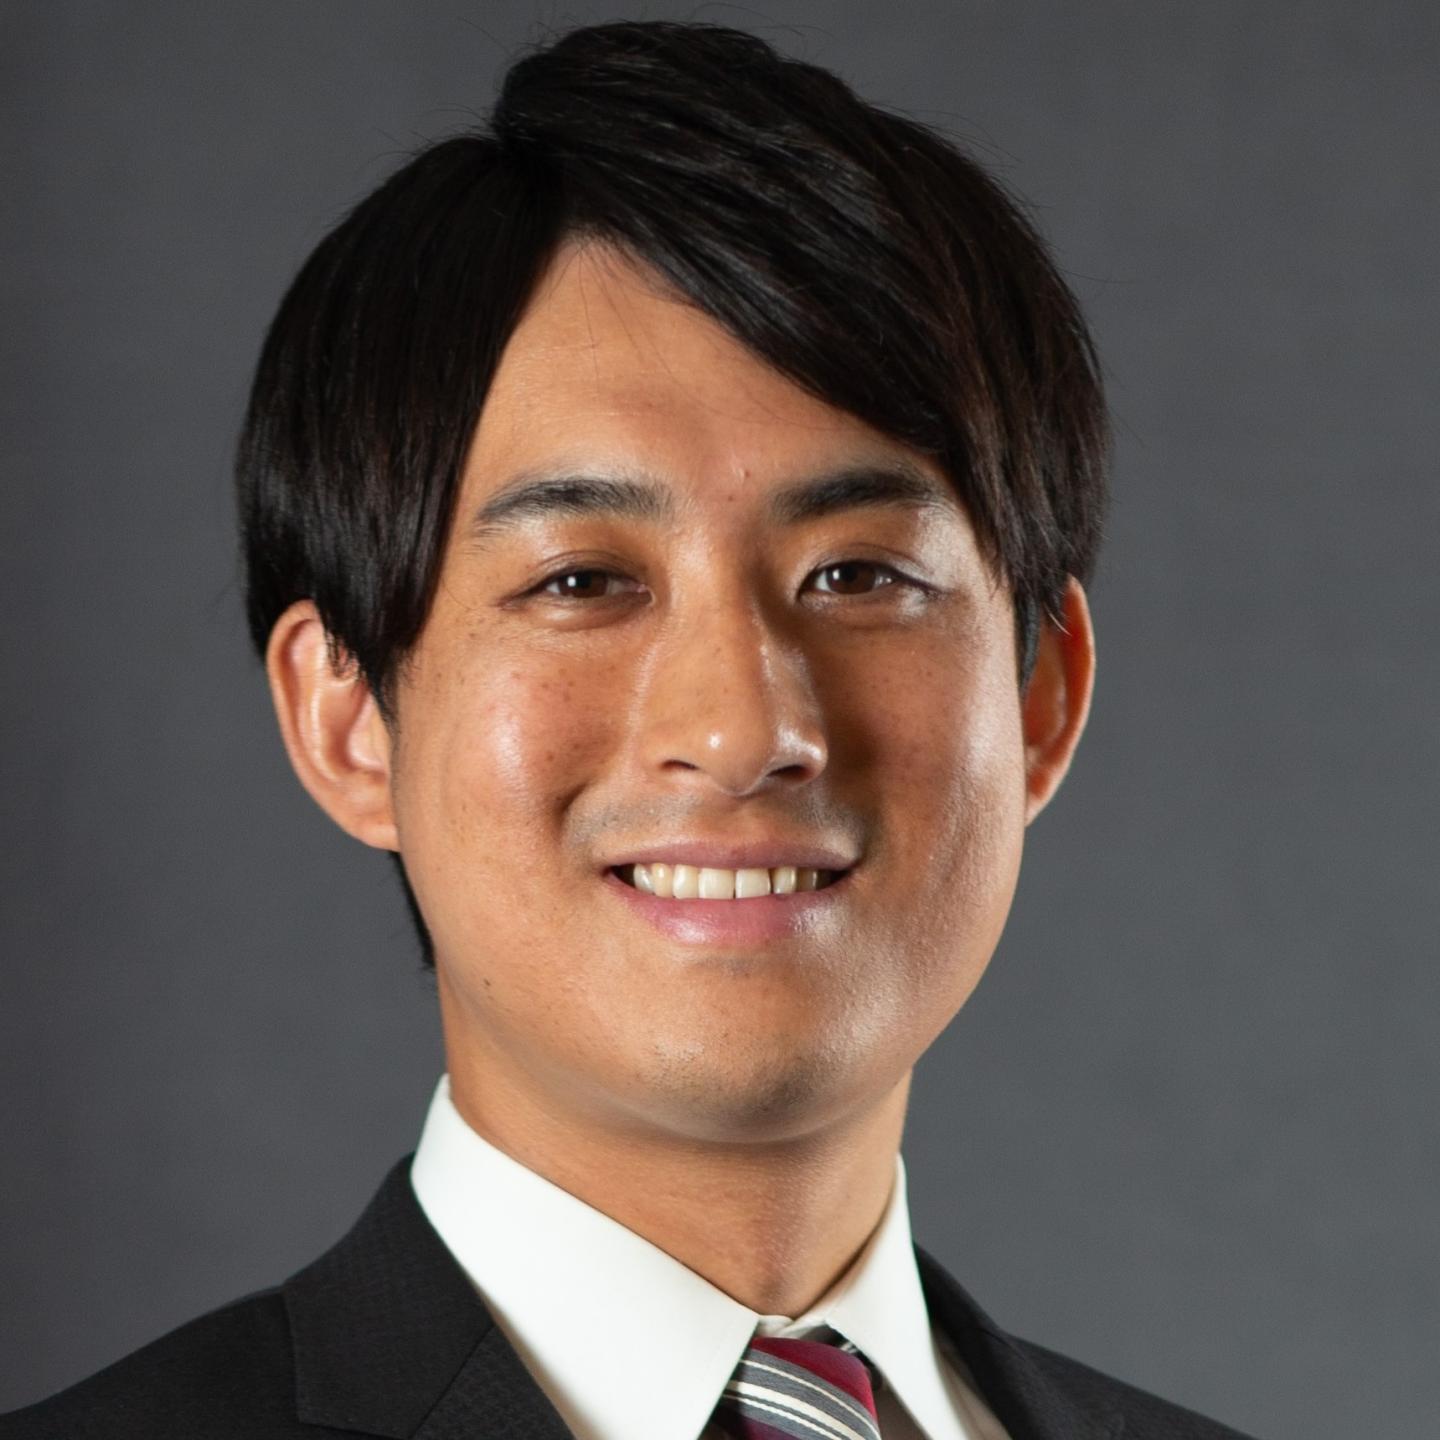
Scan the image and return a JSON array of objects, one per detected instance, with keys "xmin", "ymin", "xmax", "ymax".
[{"xmin": 628, "ymin": 863, "xmax": 832, "ymax": 898}]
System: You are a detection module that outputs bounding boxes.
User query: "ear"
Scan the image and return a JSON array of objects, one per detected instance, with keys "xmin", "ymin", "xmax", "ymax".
[
  {"xmin": 1021, "ymin": 576, "xmax": 1096, "ymax": 824},
  {"xmin": 264, "ymin": 600, "xmax": 399, "ymax": 851}
]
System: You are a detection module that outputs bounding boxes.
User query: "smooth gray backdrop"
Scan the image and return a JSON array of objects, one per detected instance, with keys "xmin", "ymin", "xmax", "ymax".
[{"xmin": 3, "ymin": 3, "xmax": 1436, "ymax": 1435}]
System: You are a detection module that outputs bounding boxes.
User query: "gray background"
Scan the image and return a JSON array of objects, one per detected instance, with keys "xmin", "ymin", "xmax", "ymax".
[{"xmin": 2, "ymin": 3, "xmax": 1436, "ymax": 1435}]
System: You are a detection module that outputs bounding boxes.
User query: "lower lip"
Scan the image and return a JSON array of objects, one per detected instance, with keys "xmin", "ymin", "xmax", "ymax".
[{"xmin": 602, "ymin": 868, "xmax": 852, "ymax": 944}]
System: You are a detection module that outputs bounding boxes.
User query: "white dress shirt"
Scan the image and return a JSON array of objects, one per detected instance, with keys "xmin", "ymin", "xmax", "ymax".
[{"xmin": 410, "ymin": 1076, "xmax": 1009, "ymax": 1440}]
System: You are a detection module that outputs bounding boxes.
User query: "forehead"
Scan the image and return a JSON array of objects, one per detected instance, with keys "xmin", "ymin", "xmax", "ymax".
[{"xmin": 465, "ymin": 240, "xmax": 944, "ymax": 501}]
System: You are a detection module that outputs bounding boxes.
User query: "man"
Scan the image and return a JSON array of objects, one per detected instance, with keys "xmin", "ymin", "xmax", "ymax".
[{"xmin": 2, "ymin": 20, "xmax": 1256, "ymax": 1440}]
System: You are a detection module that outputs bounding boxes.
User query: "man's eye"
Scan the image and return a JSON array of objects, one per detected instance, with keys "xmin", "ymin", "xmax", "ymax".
[
  {"xmin": 806, "ymin": 560, "xmax": 901, "ymax": 596},
  {"xmin": 537, "ymin": 568, "xmax": 636, "ymax": 600}
]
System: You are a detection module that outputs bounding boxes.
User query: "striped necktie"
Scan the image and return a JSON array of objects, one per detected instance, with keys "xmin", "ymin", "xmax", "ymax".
[{"xmin": 713, "ymin": 1334, "xmax": 881, "ymax": 1440}]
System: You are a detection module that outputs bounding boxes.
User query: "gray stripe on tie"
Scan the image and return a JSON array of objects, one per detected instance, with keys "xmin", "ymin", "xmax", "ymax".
[{"xmin": 725, "ymin": 1386, "xmax": 864, "ymax": 1440}]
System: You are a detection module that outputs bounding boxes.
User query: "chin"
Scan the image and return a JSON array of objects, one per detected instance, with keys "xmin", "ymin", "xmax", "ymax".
[{"xmin": 626, "ymin": 1026, "xmax": 895, "ymax": 1145}]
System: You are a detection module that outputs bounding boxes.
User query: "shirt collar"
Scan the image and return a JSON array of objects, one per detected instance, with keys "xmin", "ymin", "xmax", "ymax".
[{"xmin": 410, "ymin": 1075, "xmax": 948, "ymax": 1440}]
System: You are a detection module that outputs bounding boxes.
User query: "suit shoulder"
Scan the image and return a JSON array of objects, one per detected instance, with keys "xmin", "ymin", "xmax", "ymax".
[
  {"xmin": 0, "ymin": 1287, "xmax": 312, "ymax": 1440},
  {"xmin": 1014, "ymin": 1334, "xmax": 1259, "ymax": 1439}
]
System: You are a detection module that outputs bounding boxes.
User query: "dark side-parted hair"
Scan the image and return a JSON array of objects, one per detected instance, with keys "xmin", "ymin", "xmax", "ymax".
[{"xmin": 236, "ymin": 20, "xmax": 1109, "ymax": 960}]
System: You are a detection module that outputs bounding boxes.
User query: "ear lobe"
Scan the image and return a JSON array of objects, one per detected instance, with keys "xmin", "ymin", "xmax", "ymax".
[
  {"xmin": 264, "ymin": 600, "xmax": 400, "ymax": 851},
  {"xmin": 1021, "ymin": 576, "xmax": 1096, "ymax": 824}
]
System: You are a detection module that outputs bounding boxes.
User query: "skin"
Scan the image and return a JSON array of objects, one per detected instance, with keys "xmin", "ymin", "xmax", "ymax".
[{"xmin": 267, "ymin": 240, "xmax": 1095, "ymax": 1316}]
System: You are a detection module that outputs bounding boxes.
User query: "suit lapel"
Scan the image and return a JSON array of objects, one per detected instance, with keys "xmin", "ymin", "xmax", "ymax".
[
  {"xmin": 915, "ymin": 1246, "xmax": 1123, "ymax": 1440},
  {"xmin": 283, "ymin": 1157, "xmax": 573, "ymax": 1439}
]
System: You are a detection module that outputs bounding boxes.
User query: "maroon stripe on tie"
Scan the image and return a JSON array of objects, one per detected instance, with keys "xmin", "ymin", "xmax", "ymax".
[
  {"xmin": 746, "ymin": 1336, "xmax": 875, "ymax": 1412},
  {"xmin": 712, "ymin": 1334, "xmax": 881, "ymax": 1440}
]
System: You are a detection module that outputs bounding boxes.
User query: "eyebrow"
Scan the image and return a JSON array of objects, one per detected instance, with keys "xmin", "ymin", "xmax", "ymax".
[{"xmin": 466, "ymin": 461, "xmax": 957, "ymax": 544}]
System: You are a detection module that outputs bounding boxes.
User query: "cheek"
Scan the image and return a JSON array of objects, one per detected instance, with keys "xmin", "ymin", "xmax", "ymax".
[
  {"xmin": 862, "ymin": 615, "xmax": 1025, "ymax": 843},
  {"xmin": 395, "ymin": 643, "xmax": 621, "ymax": 896},
  {"xmin": 928, "ymin": 667, "xmax": 1025, "ymax": 901},
  {"xmin": 865, "ymin": 639, "xmax": 1027, "ymax": 999}
]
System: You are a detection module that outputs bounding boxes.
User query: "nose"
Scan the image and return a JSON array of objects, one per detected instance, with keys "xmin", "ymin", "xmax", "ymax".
[{"xmin": 633, "ymin": 590, "xmax": 828, "ymax": 797}]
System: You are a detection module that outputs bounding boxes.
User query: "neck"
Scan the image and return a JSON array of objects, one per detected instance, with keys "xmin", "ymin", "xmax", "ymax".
[{"xmin": 444, "ymin": 1048, "xmax": 910, "ymax": 1318}]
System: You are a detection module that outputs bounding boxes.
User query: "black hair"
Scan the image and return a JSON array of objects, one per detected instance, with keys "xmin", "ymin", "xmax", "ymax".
[{"xmin": 237, "ymin": 20, "xmax": 1109, "ymax": 965}]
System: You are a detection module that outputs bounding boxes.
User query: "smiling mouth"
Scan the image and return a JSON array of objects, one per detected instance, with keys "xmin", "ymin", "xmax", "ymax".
[{"xmin": 612, "ymin": 863, "xmax": 846, "ymax": 898}]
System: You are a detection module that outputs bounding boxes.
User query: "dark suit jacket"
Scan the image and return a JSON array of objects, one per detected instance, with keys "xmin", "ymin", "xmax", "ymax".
[{"xmin": 1, "ymin": 1158, "xmax": 1256, "ymax": 1439}]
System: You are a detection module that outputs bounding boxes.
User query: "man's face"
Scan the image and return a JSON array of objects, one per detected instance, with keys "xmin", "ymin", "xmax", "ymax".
[{"xmin": 386, "ymin": 242, "xmax": 1032, "ymax": 1144}]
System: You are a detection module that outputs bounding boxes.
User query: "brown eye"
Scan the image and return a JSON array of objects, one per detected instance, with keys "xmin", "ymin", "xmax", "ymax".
[
  {"xmin": 540, "ymin": 569, "xmax": 628, "ymax": 600},
  {"xmin": 809, "ymin": 561, "xmax": 897, "ymax": 596}
]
